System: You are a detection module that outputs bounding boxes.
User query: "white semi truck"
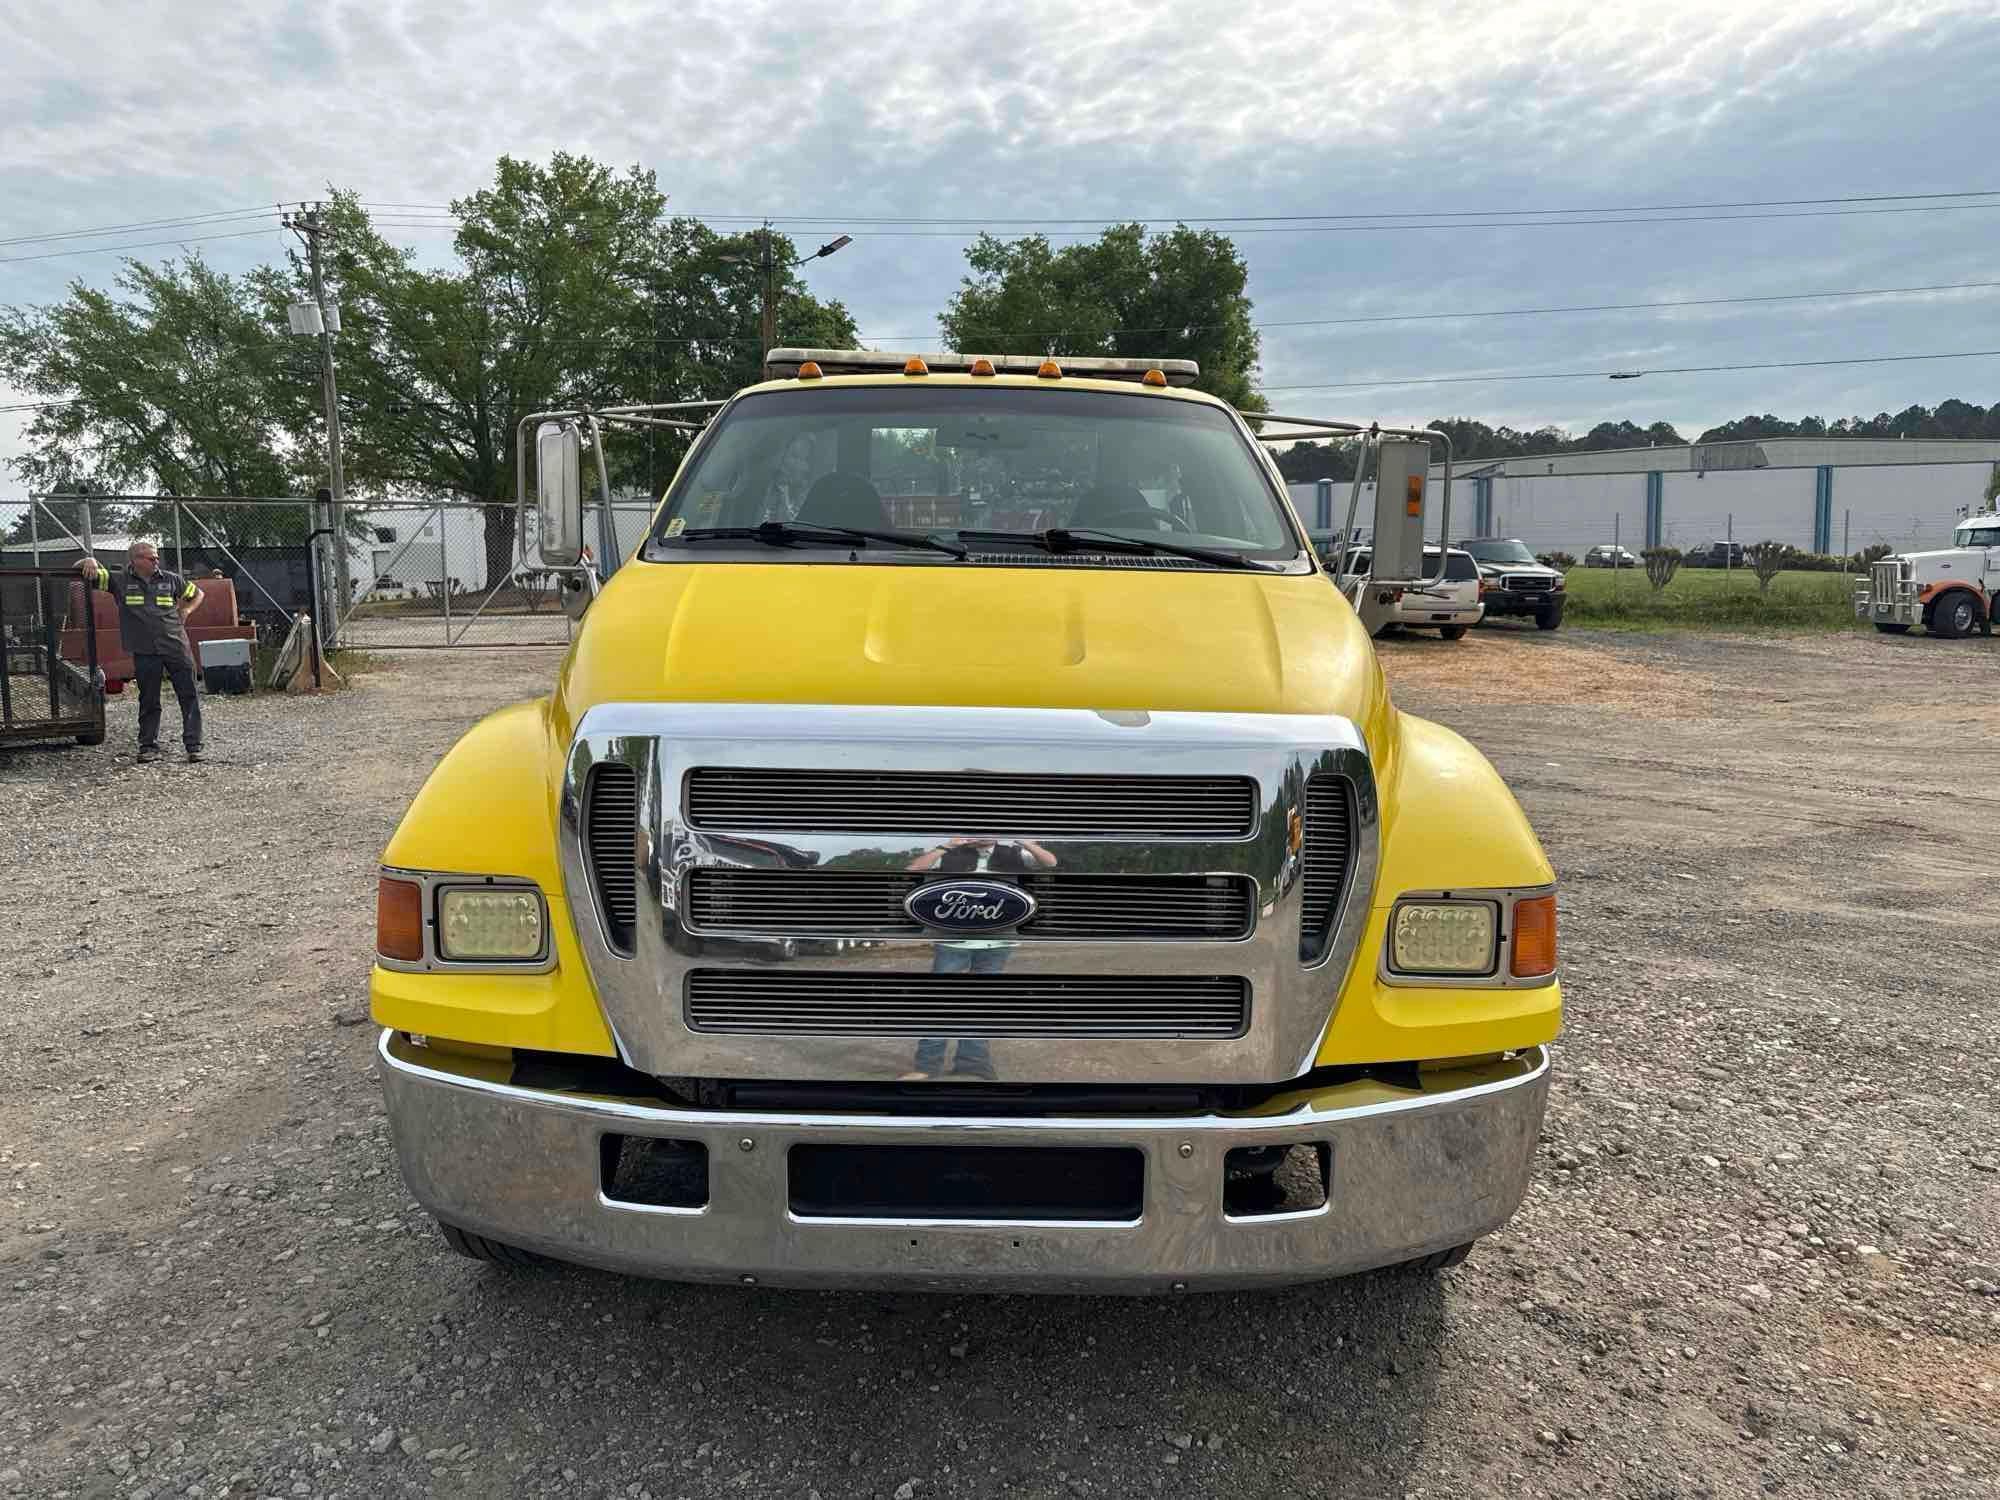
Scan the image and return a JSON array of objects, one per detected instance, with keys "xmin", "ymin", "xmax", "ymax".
[{"xmin": 1855, "ymin": 511, "xmax": 2000, "ymax": 639}]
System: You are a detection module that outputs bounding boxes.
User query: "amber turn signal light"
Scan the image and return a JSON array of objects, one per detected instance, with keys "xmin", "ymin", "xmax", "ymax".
[
  {"xmin": 903, "ymin": 356, "xmax": 929, "ymax": 376},
  {"xmin": 1037, "ymin": 359, "xmax": 1063, "ymax": 379},
  {"xmin": 968, "ymin": 357, "xmax": 996, "ymax": 377},
  {"xmin": 1141, "ymin": 367, "xmax": 1168, "ymax": 388},
  {"xmin": 796, "ymin": 360, "xmax": 823, "ymax": 379},
  {"xmin": 377, "ymin": 876, "xmax": 424, "ymax": 962},
  {"xmin": 1405, "ymin": 474, "xmax": 1424, "ymax": 517},
  {"xmin": 1510, "ymin": 893, "xmax": 1557, "ymax": 978}
]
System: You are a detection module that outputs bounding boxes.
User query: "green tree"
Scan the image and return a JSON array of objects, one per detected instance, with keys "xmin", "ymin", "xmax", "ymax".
[
  {"xmin": 0, "ymin": 255, "xmax": 295, "ymax": 509},
  {"xmin": 269, "ymin": 157, "xmax": 671, "ymax": 581},
  {"xmin": 939, "ymin": 224, "xmax": 1265, "ymax": 411},
  {"xmin": 614, "ymin": 219, "xmax": 857, "ymax": 495}
]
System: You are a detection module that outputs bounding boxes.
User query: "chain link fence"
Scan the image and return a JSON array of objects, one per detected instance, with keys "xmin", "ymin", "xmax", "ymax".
[{"xmin": 1, "ymin": 495, "xmax": 657, "ymax": 653}]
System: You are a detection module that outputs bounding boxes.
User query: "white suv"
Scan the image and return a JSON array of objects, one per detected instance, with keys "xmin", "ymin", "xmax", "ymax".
[{"xmin": 1338, "ymin": 546, "xmax": 1486, "ymax": 640}]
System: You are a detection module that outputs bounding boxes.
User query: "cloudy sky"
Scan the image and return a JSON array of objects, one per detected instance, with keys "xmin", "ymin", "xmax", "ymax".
[{"xmin": 4, "ymin": 0, "xmax": 1998, "ymax": 482}]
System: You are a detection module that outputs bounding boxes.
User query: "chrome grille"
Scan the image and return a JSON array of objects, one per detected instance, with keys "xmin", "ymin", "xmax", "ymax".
[
  {"xmin": 1504, "ymin": 574, "xmax": 1554, "ymax": 593},
  {"xmin": 685, "ymin": 972, "xmax": 1250, "ymax": 1038},
  {"xmin": 1871, "ymin": 559, "xmax": 1903, "ymax": 596},
  {"xmin": 684, "ymin": 768, "xmax": 1256, "ymax": 838},
  {"xmin": 585, "ymin": 762, "xmax": 639, "ymax": 954},
  {"xmin": 686, "ymin": 870, "xmax": 1254, "ymax": 940},
  {"xmin": 1298, "ymin": 776, "xmax": 1354, "ymax": 961}
]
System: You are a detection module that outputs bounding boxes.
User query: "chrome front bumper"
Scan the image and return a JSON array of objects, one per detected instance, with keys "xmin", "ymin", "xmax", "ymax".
[{"xmin": 377, "ymin": 1030, "xmax": 1551, "ymax": 1293}]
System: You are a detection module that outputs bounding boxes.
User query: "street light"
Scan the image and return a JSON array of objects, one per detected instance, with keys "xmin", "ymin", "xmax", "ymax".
[{"xmin": 722, "ymin": 225, "xmax": 851, "ymax": 374}]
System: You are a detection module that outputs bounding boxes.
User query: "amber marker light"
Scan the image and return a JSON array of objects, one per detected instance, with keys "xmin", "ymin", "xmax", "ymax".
[
  {"xmin": 1511, "ymin": 894, "xmax": 1558, "ymax": 978},
  {"xmin": 377, "ymin": 876, "xmax": 424, "ymax": 962}
]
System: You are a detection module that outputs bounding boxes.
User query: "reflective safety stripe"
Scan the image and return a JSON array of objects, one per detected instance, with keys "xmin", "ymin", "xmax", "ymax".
[
  {"xmin": 154, "ymin": 595, "xmax": 174, "ymax": 607},
  {"xmin": 124, "ymin": 594, "xmax": 146, "ymax": 604},
  {"xmin": 181, "ymin": 582, "xmax": 198, "ymax": 600}
]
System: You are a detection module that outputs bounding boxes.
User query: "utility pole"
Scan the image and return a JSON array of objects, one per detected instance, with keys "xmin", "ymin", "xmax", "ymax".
[
  {"xmin": 283, "ymin": 204, "xmax": 349, "ymax": 647},
  {"xmin": 759, "ymin": 223, "xmax": 778, "ymax": 373},
  {"xmin": 726, "ymin": 226, "xmax": 851, "ymax": 381}
]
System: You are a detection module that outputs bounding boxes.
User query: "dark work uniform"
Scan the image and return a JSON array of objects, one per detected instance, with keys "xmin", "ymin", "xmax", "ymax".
[{"xmin": 87, "ymin": 562, "xmax": 205, "ymax": 755}]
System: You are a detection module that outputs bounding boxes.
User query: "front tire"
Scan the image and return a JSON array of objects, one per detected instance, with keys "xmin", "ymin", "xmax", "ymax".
[
  {"xmin": 1535, "ymin": 606, "xmax": 1563, "ymax": 631},
  {"xmin": 1929, "ymin": 593, "xmax": 1978, "ymax": 639},
  {"xmin": 1873, "ymin": 622, "xmax": 1910, "ymax": 635},
  {"xmin": 436, "ymin": 1220, "xmax": 544, "ymax": 1268},
  {"xmin": 1439, "ymin": 625, "xmax": 1468, "ymax": 640},
  {"xmin": 1396, "ymin": 1241, "xmax": 1476, "ymax": 1274}
]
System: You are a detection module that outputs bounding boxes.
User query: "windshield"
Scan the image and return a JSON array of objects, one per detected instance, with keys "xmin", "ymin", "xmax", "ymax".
[
  {"xmin": 1464, "ymin": 539, "xmax": 1537, "ymax": 564},
  {"xmin": 646, "ymin": 386, "xmax": 1302, "ymax": 563},
  {"xmin": 1954, "ymin": 523, "xmax": 2000, "ymax": 547}
]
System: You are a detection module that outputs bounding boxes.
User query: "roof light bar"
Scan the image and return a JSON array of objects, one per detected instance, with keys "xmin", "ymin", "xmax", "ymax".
[{"xmin": 764, "ymin": 348, "xmax": 1201, "ymax": 386}]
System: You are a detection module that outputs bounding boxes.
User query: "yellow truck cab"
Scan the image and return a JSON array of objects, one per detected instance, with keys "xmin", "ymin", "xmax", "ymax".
[{"xmin": 371, "ymin": 349, "xmax": 1559, "ymax": 1291}]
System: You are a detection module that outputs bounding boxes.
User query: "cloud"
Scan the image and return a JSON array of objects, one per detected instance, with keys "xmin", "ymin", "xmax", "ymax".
[{"xmin": 2, "ymin": 0, "xmax": 1998, "ymax": 476}]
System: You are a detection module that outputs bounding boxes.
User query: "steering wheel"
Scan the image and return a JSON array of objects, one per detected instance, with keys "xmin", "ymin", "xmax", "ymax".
[{"xmin": 1082, "ymin": 506, "xmax": 1194, "ymax": 535}]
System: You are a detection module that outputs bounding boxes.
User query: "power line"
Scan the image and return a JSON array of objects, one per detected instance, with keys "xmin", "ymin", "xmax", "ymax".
[
  {"xmin": 682, "ymin": 188, "xmax": 2000, "ymax": 225},
  {"xmin": 0, "ymin": 227, "xmax": 283, "ymax": 266},
  {"xmin": 0, "ymin": 206, "xmax": 283, "ymax": 249},
  {"xmin": 857, "ymin": 278, "xmax": 2000, "ymax": 345},
  {"xmin": 466, "ymin": 275, "xmax": 2000, "ymax": 350},
  {"xmin": 768, "ymin": 203, "xmax": 2000, "ymax": 237},
  {"xmin": 1259, "ymin": 348, "xmax": 2000, "ymax": 395},
  {"xmin": 355, "ymin": 197, "xmax": 2000, "ymax": 239}
]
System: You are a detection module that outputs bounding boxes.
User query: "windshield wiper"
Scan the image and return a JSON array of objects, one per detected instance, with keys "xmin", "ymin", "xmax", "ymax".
[
  {"xmin": 671, "ymin": 521, "xmax": 966, "ymax": 559},
  {"xmin": 958, "ymin": 527, "xmax": 1279, "ymax": 573}
]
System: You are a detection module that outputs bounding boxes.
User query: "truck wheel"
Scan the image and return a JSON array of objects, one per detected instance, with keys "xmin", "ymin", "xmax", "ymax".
[
  {"xmin": 436, "ymin": 1220, "xmax": 544, "ymax": 1268},
  {"xmin": 75, "ymin": 723, "xmax": 106, "ymax": 747},
  {"xmin": 1534, "ymin": 607, "xmax": 1563, "ymax": 631},
  {"xmin": 1929, "ymin": 593, "xmax": 1977, "ymax": 639},
  {"xmin": 1397, "ymin": 1241, "xmax": 1476, "ymax": 1274},
  {"xmin": 1873, "ymin": 622, "xmax": 1910, "ymax": 635},
  {"xmin": 1439, "ymin": 625, "xmax": 1468, "ymax": 641}
]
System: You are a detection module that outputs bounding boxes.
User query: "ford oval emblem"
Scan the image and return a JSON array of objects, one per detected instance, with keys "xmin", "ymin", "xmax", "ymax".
[{"xmin": 904, "ymin": 879, "xmax": 1037, "ymax": 933}]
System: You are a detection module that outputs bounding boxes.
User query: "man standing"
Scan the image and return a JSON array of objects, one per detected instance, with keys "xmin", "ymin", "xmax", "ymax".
[{"xmin": 76, "ymin": 543, "xmax": 206, "ymax": 763}]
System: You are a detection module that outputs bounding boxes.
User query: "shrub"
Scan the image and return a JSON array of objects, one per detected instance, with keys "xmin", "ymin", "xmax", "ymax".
[
  {"xmin": 1641, "ymin": 546, "xmax": 1682, "ymax": 590},
  {"xmin": 1538, "ymin": 551, "xmax": 1577, "ymax": 570},
  {"xmin": 1745, "ymin": 540, "xmax": 1794, "ymax": 595}
]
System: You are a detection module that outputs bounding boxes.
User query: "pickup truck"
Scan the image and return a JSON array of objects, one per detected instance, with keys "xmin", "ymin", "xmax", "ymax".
[
  {"xmin": 371, "ymin": 349, "xmax": 1560, "ymax": 1292},
  {"xmin": 1682, "ymin": 540, "xmax": 1746, "ymax": 569}
]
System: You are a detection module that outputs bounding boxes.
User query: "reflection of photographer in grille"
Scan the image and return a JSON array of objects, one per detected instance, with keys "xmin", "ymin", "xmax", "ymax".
[{"xmin": 901, "ymin": 837, "xmax": 1056, "ymax": 1080}]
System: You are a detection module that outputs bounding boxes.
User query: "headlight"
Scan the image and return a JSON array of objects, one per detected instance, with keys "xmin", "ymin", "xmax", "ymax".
[
  {"xmin": 438, "ymin": 886, "xmax": 546, "ymax": 961},
  {"xmin": 1389, "ymin": 901, "xmax": 1498, "ymax": 976}
]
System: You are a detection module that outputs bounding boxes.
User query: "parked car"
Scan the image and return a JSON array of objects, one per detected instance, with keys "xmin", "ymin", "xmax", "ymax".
[
  {"xmin": 1459, "ymin": 537, "xmax": 1566, "ymax": 630},
  {"xmin": 1584, "ymin": 545, "xmax": 1640, "ymax": 569},
  {"xmin": 1338, "ymin": 545, "xmax": 1485, "ymax": 639},
  {"xmin": 1683, "ymin": 541, "xmax": 1746, "ymax": 568}
]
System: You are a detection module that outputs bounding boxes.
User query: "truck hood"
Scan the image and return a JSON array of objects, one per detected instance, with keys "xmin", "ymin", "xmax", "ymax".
[
  {"xmin": 1476, "ymin": 561, "xmax": 1559, "ymax": 579},
  {"xmin": 552, "ymin": 561, "xmax": 1390, "ymax": 746},
  {"xmin": 1894, "ymin": 547, "xmax": 1983, "ymax": 571}
]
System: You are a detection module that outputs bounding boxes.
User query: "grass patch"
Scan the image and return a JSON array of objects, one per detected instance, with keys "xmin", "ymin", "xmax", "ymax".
[{"xmin": 1558, "ymin": 566, "xmax": 1862, "ymax": 631}]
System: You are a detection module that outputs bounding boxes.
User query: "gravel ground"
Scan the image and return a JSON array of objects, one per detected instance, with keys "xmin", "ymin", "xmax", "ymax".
[{"xmin": 2, "ymin": 629, "xmax": 1996, "ymax": 1500}]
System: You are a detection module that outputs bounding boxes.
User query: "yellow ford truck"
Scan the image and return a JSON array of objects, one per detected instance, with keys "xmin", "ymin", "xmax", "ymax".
[{"xmin": 371, "ymin": 349, "xmax": 1558, "ymax": 1291}]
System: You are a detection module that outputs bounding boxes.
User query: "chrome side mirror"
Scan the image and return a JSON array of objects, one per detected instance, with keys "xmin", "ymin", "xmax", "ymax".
[{"xmin": 536, "ymin": 423, "xmax": 585, "ymax": 569}]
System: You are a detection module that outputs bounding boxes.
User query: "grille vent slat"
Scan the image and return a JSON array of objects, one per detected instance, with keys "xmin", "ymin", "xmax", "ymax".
[
  {"xmin": 685, "ymin": 769, "xmax": 1255, "ymax": 838},
  {"xmin": 585, "ymin": 762, "xmax": 639, "ymax": 954},
  {"xmin": 686, "ymin": 972, "xmax": 1249, "ymax": 1038},
  {"xmin": 1298, "ymin": 776, "xmax": 1354, "ymax": 963},
  {"xmin": 686, "ymin": 871, "xmax": 1254, "ymax": 940}
]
